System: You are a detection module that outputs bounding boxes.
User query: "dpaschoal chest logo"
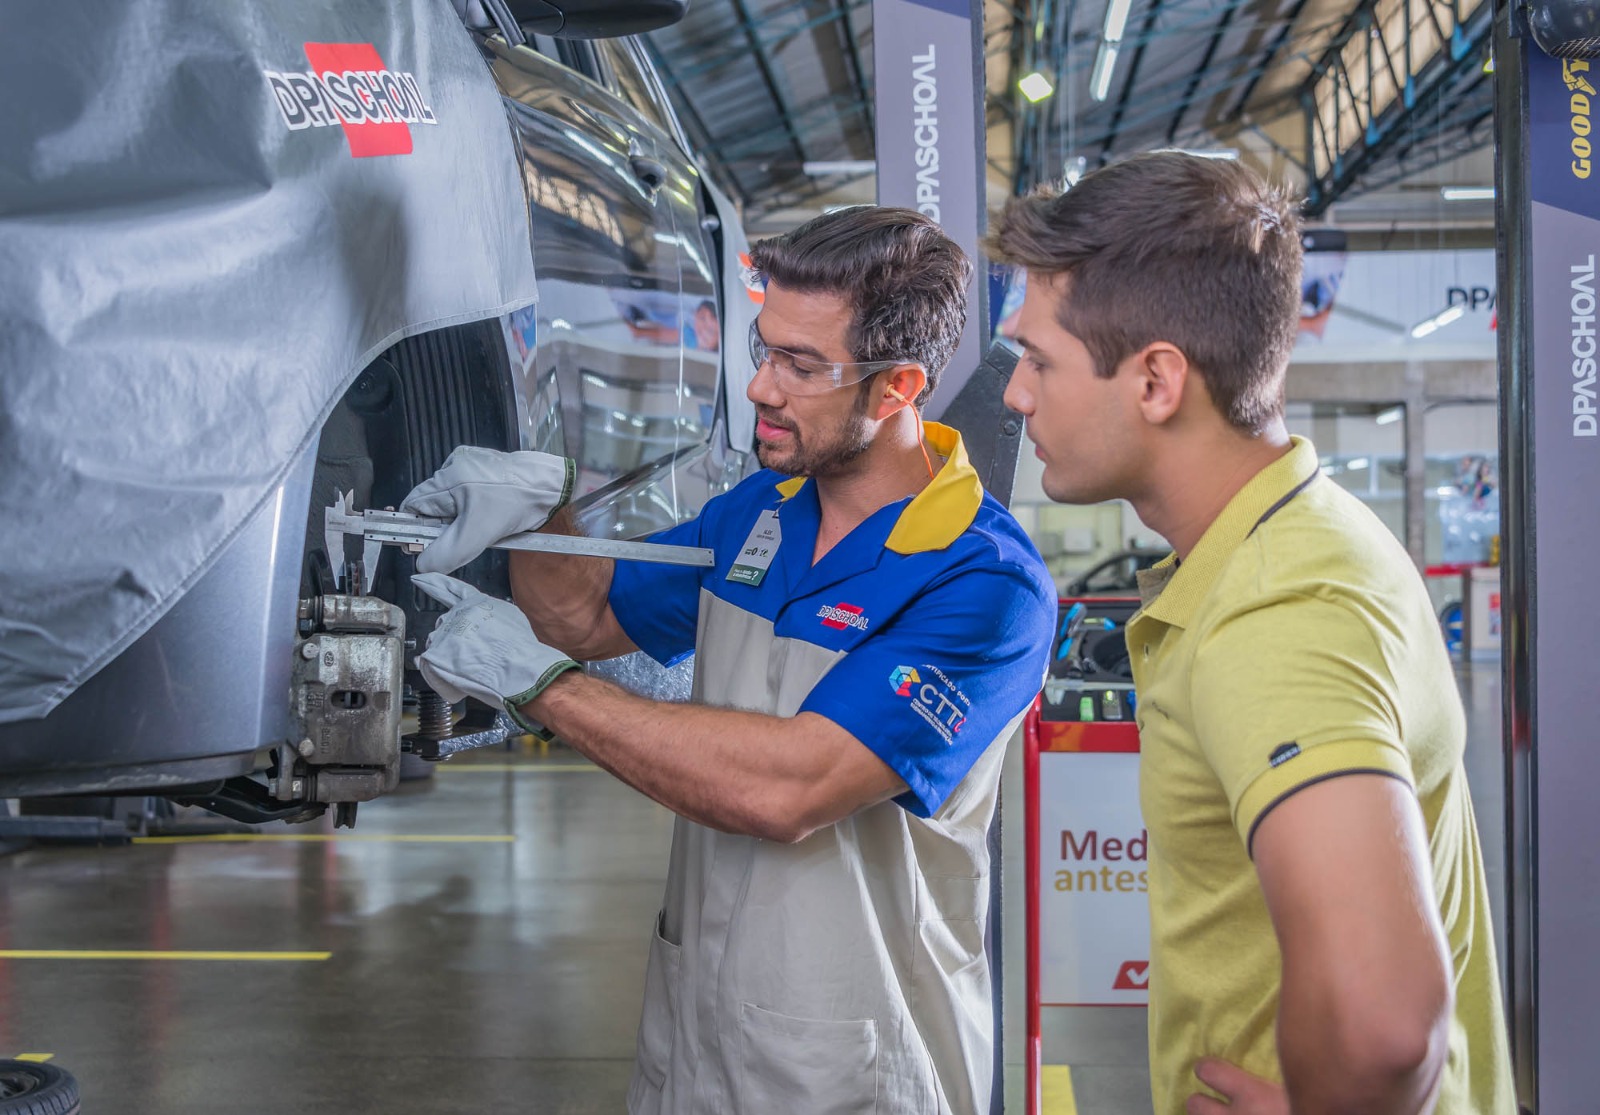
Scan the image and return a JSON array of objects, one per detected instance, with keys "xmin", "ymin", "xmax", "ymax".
[
  {"xmin": 818, "ymin": 602, "xmax": 869, "ymax": 631},
  {"xmin": 263, "ymin": 42, "xmax": 438, "ymax": 157}
]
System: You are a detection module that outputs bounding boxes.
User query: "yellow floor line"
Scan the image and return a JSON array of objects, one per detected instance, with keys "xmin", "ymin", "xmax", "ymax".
[
  {"xmin": 0, "ymin": 950, "xmax": 331, "ymax": 962},
  {"xmin": 1042, "ymin": 1065, "xmax": 1079, "ymax": 1115},
  {"xmin": 435, "ymin": 763, "xmax": 601, "ymax": 773},
  {"xmin": 132, "ymin": 834, "xmax": 514, "ymax": 844},
  {"xmin": 14, "ymin": 1053, "xmax": 53, "ymax": 1062}
]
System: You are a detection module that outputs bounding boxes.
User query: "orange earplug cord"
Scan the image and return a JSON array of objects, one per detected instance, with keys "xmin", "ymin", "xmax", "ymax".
[{"xmin": 887, "ymin": 385, "xmax": 936, "ymax": 481}]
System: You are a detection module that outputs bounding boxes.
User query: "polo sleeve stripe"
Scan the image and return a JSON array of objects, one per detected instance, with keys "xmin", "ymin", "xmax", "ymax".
[{"xmin": 1236, "ymin": 737, "xmax": 1415, "ymax": 850}]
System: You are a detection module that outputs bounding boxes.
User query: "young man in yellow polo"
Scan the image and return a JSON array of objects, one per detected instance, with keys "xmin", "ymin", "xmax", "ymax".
[{"xmin": 990, "ymin": 151, "xmax": 1514, "ymax": 1115}]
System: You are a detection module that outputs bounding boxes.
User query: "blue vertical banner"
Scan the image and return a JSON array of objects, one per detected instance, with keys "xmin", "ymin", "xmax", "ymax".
[
  {"xmin": 1522, "ymin": 41, "xmax": 1600, "ymax": 1110},
  {"xmin": 873, "ymin": 0, "xmax": 988, "ymax": 417},
  {"xmin": 873, "ymin": 13, "xmax": 998, "ymax": 1111}
]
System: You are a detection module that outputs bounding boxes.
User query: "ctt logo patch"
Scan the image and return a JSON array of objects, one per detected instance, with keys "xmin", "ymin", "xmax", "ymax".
[
  {"xmin": 1113, "ymin": 960, "xmax": 1150, "ymax": 991},
  {"xmin": 263, "ymin": 43, "xmax": 438, "ymax": 157},
  {"xmin": 818, "ymin": 602, "xmax": 869, "ymax": 631},
  {"xmin": 896, "ymin": 663, "xmax": 970, "ymax": 744}
]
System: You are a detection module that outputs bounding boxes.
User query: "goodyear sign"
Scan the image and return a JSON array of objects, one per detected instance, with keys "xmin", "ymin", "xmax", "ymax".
[
  {"xmin": 1532, "ymin": 49, "xmax": 1600, "ymax": 439},
  {"xmin": 1566, "ymin": 59, "xmax": 1596, "ymax": 179}
]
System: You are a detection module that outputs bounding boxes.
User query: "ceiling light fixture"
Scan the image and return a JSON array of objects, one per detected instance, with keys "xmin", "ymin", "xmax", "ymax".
[
  {"xmin": 1019, "ymin": 71, "xmax": 1055, "ymax": 102},
  {"xmin": 1440, "ymin": 186, "xmax": 1495, "ymax": 201},
  {"xmin": 1101, "ymin": 0, "xmax": 1133, "ymax": 45},
  {"xmin": 1410, "ymin": 304, "xmax": 1467, "ymax": 338},
  {"xmin": 1090, "ymin": 43, "xmax": 1121, "ymax": 101},
  {"xmin": 1090, "ymin": 0, "xmax": 1133, "ymax": 102},
  {"xmin": 1375, "ymin": 405, "xmax": 1405, "ymax": 425},
  {"xmin": 801, "ymin": 160, "xmax": 876, "ymax": 176}
]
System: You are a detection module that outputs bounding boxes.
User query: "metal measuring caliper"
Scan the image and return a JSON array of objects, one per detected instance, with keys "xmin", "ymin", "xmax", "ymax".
[{"xmin": 323, "ymin": 491, "xmax": 714, "ymax": 593}]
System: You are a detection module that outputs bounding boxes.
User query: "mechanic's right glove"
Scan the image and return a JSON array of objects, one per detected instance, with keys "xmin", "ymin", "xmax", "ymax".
[
  {"xmin": 401, "ymin": 446, "xmax": 575, "ymax": 575},
  {"xmin": 411, "ymin": 573, "xmax": 580, "ymax": 731}
]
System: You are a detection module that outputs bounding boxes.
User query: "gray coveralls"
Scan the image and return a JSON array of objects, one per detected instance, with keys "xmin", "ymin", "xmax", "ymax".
[{"xmin": 619, "ymin": 426, "xmax": 1052, "ymax": 1115}]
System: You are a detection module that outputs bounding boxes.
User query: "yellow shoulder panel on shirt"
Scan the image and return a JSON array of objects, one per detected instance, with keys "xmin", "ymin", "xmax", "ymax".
[
  {"xmin": 769, "ymin": 423, "xmax": 984, "ymax": 554},
  {"xmin": 886, "ymin": 422, "xmax": 984, "ymax": 555}
]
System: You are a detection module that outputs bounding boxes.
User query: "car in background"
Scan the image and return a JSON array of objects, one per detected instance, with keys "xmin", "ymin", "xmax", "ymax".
[
  {"xmin": 0, "ymin": 0, "xmax": 757, "ymax": 828},
  {"xmin": 1061, "ymin": 548, "xmax": 1168, "ymax": 597}
]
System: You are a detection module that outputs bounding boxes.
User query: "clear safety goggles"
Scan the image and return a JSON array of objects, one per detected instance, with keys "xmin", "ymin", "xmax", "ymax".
[{"xmin": 748, "ymin": 319, "xmax": 921, "ymax": 396}]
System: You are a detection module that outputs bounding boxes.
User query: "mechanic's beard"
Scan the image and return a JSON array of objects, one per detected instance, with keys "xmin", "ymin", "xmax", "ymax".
[{"xmin": 756, "ymin": 404, "xmax": 875, "ymax": 479}]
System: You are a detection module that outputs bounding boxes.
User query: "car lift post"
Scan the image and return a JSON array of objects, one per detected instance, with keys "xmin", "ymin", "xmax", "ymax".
[
  {"xmin": 874, "ymin": 4, "xmax": 1018, "ymax": 1110},
  {"xmin": 1496, "ymin": 0, "xmax": 1600, "ymax": 1108},
  {"xmin": 874, "ymin": 0, "xmax": 991, "ymax": 419}
]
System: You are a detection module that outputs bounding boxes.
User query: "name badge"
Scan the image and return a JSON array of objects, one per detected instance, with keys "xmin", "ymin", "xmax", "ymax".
[{"xmin": 727, "ymin": 509, "xmax": 781, "ymax": 586}]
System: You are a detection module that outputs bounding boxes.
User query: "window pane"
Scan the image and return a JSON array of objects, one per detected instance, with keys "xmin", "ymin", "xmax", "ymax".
[{"xmin": 596, "ymin": 39, "xmax": 672, "ymax": 133}]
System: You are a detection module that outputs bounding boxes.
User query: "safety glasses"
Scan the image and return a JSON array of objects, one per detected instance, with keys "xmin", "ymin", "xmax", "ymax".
[{"xmin": 748, "ymin": 319, "xmax": 921, "ymax": 396}]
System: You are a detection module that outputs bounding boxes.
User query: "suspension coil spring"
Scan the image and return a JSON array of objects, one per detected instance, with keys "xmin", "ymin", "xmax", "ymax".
[{"xmin": 417, "ymin": 689, "xmax": 452, "ymax": 741}]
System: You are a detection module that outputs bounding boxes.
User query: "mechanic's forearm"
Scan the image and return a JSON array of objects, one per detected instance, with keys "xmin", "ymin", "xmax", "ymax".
[
  {"xmin": 525, "ymin": 672, "xmax": 843, "ymax": 842},
  {"xmin": 509, "ymin": 508, "xmax": 628, "ymax": 660},
  {"xmin": 1276, "ymin": 968, "xmax": 1451, "ymax": 1114}
]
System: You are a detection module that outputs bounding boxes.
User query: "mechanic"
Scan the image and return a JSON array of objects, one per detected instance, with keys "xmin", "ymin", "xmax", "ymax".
[
  {"xmin": 403, "ymin": 206, "xmax": 1055, "ymax": 1114},
  {"xmin": 989, "ymin": 152, "xmax": 1514, "ymax": 1115}
]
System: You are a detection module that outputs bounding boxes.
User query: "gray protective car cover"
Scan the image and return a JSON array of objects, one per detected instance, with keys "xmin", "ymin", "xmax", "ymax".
[{"xmin": 0, "ymin": 1, "xmax": 538, "ymax": 722}]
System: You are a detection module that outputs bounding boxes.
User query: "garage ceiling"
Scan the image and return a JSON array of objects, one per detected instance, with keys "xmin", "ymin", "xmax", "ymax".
[
  {"xmin": 645, "ymin": 0, "xmax": 878, "ymax": 218},
  {"xmin": 646, "ymin": 0, "xmax": 1497, "ymax": 231}
]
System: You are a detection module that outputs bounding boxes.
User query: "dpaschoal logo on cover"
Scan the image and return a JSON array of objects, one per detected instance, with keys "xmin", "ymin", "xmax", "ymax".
[
  {"xmin": 894, "ymin": 664, "xmax": 970, "ymax": 744},
  {"xmin": 263, "ymin": 42, "xmax": 438, "ymax": 158}
]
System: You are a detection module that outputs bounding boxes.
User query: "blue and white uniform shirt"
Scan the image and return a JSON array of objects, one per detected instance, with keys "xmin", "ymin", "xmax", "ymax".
[{"xmin": 610, "ymin": 420, "xmax": 1053, "ymax": 818}]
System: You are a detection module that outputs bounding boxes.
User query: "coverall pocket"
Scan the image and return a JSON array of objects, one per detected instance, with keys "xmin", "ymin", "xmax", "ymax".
[
  {"xmin": 628, "ymin": 912, "xmax": 682, "ymax": 1108},
  {"xmin": 736, "ymin": 1002, "xmax": 879, "ymax": 1114}
]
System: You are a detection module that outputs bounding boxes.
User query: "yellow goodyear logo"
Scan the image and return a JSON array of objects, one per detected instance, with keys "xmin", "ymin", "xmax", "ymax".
[{"xmin": 1565, "ymin": 59, "xmax": 1597, "ymax": 179}]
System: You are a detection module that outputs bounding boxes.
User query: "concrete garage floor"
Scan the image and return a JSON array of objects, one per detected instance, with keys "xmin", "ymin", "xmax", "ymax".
[
  {"xmin": 1, "ymin": 661, "xmax": 1507, "ymax": 1114},
  {"xmin": 0, "ymin": 756, "xmax": 675, "ymax": 1113}
]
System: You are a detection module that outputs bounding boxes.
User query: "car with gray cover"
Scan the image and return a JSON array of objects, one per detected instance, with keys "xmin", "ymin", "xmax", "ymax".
[{"xmin": 0, "ymin": 0, "xmax": 763, "ymax": 829}]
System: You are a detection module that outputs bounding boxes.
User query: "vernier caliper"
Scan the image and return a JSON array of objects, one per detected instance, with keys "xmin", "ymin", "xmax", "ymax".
[{"xmin": 324, "ymin": 491, "xmax": 714, "ymax": 594}]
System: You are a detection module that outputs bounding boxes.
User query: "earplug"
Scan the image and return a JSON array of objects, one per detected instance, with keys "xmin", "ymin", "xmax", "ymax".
[{"xmin": 886, "ymin": 386, "xmax": 910, "ymax": 404}]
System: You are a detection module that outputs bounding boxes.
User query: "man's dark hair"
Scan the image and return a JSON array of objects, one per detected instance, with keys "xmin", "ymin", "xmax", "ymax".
[
  {"xmin": 987, "ymin": 152, "xmax": 1302, "ymax": 432},
  {"xmin": 748, "ymin": 206, "xmax": 972, "ymax": 405}
]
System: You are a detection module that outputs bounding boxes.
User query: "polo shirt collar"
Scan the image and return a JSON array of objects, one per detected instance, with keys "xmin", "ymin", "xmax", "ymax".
[
  {"xmin": 770, "ymin": 421, "xmax": 984, "ymax": 556},
  {"xmin": 1137, "ymin": 436, "xmax": 1321, "ymax": 630}
]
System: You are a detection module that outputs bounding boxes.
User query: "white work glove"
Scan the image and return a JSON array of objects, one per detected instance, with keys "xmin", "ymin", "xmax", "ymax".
[
  {"xmin": 411, "ymin": 573, "xmax": 580, "ymax": 729},
  {"xmin": 401, "ymin": 446, "xmax": 575, "ymax": 574}
]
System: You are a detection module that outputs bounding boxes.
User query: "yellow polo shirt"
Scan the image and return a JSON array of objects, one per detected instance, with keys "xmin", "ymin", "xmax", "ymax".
[{"xmin": 1127, "ymin": 437, "xmax": 1514, "ymax": 1115}]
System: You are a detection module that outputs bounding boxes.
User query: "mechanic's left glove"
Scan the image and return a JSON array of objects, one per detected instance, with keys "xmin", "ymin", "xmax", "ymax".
[
  {"xmin": 401, "ymin": 446, "xmax": 575, "ymax": 575},
  {"xmin": 411, "ymin": 573, "xmax": 581, "ymax": 730}
]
